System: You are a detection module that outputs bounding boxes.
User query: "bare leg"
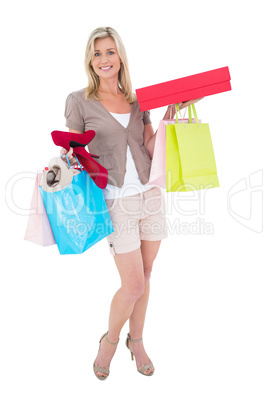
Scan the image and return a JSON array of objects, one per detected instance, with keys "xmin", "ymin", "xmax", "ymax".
[
  {"xmin": 94, "ymin": 248, "xmax": 145, "ymax": 378},
  {"xmin": 128, "ymin": 240, "xmax": 161, "ymax": 375}
]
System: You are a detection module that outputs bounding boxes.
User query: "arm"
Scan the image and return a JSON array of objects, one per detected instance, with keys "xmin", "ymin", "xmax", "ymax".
[{"xmin": 143, "ymin": 123, "xmax": 155, "ymax": 159}]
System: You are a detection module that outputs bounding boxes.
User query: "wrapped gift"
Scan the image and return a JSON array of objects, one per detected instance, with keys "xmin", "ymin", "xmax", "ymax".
[{"xmin": 136, "ymin": 66, "xmax": 231, "ymax": 111}]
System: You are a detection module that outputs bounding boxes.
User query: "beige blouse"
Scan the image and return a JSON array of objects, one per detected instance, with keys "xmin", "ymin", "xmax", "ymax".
[{"xmin": 64, "ymin": 88, "xmax": 152, "ymax": 188}]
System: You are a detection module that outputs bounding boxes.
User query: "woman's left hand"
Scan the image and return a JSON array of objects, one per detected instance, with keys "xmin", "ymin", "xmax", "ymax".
[{"xmin": 163, "ymin": 97, "xmax": 204, "ymax": 120}]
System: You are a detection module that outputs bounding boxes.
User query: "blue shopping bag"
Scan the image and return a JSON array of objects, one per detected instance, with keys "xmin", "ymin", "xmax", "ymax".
[{"xmin": 39, "ymin": 156, "xmax": 113, "ymax": 254}]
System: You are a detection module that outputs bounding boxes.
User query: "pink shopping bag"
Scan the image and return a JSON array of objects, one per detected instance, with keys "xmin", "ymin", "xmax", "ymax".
[
  {"xmin": 148, "ymin": 120, "xmax": 175, "ymax": 188},
  {"xmin": 24, "ymin": 172, "xmax": 56, "ymax": 247}
]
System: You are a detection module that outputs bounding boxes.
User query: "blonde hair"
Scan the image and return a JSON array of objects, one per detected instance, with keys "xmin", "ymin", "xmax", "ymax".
[{"xmin": 84, "ymin": 27, "xmax": 136, "ymax": 103}]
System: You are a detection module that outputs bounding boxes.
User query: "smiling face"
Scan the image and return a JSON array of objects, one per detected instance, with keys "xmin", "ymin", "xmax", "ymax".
[{"xmin": 91, "ymin": 37, "xmax": 121, "ymax": 81}]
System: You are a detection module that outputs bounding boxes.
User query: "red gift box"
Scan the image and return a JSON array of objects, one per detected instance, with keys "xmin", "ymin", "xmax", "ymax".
[{"xmin": 136, "ymin": 66, "xmax": 231, "ymax": 111}]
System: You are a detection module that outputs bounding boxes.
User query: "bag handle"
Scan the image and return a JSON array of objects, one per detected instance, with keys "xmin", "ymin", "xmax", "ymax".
[
  {"xmin": 61, "ymin": 154, "xmax": 83, "ymax": 171},
  {"xmin": 175, "ymin": 103, "xmax": 199, "ymax": 124},
  {"xmin": 175, "ymin": 104, "xmax": 182, "ymax": 123},
  {"xmin": 188, "ymin": 104, "xmax": 199, "ymax": 124}
]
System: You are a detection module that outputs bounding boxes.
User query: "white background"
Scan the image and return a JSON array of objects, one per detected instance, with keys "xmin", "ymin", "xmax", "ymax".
[{"xmin": 1, "ymin": 0, "xmax": 267, "ymax": 401}]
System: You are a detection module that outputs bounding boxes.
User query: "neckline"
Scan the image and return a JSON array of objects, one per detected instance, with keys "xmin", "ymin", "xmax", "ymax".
[
  {"xmin": 110, "ymin": 112, "xmax": 130, "ymax": 129},
  {"xmin": 110, "ymin": 112, "xmax": 131, "ymax": 116},
  {"xmin": 96, "ymin": 99, "xmax": 133, "ymax": 130}
]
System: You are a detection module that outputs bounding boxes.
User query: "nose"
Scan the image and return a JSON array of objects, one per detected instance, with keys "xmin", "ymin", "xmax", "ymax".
[{"xmin": 100, "ymin": 54, "xmax": 109, "ymax": 64}]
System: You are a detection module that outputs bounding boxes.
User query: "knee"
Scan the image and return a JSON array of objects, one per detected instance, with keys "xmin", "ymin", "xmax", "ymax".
[
  {"xmin": 144, "ymin": 265, "xmax": 153, "ymax": 285},
  {"xmin": 123, "ymin": 281, "xmax": 145, "ymax": 303}
]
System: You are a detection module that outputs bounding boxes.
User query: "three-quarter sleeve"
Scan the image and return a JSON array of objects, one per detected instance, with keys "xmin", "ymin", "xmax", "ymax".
[
  {"xmin": 143, "ymin": 110, "xmax": 151, "ymax": 125},
  {"xmin": 64, "ymin": 93, "xmax": 85, "ymax": 132}
]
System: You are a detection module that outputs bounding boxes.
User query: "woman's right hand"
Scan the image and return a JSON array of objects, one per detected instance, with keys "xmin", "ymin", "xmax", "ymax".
[
  {"xmin": 163, "ymin": 98, "xmax": 204, "ymax": 120},
  {"xmin": 60, "ymin": 129, "xmax": 83, "ymax": 164},
  {"xmin": 60, "ymin": 147, "xmax": 76, "ymax": 164}
]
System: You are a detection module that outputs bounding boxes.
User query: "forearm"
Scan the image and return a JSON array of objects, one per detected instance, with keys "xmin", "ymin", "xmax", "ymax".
[{"xmin": 145, "ymin": 133, "xmax": 156, "ymax": 159}]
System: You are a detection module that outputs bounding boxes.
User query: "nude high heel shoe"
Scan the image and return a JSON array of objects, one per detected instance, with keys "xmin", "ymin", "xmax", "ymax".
[
  {"xmin": 125, "ymin": 333, "xmax": 154, "ymax": 376},
  {"xmin": 93, "ymin": 332, "xmax": 119, "ymax": 380}
]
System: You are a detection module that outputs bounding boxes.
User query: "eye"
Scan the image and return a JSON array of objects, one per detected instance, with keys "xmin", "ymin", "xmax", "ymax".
[
  {"xmin": 94, "ymin": 52, "xmax": 101, "ymax": 57},
  {"xmin": 108, "ymin": 51, "xmax": 115, "ymax": 55}
]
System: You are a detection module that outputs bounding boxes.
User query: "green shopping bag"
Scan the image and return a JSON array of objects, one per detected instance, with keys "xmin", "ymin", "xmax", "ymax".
[{"xmin": 166, "ymin": 104, "xmax": 219, "ymax": 192}]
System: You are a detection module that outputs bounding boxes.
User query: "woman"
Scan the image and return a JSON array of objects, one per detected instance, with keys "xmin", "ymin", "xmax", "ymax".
[{"xmin": 62, "ymin": 27, "xmax": 201, "ymax": 380}]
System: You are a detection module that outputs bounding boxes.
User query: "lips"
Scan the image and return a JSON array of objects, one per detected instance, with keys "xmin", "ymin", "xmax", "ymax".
[{"xmin": 100, "ymin": 66, "xmax": 113, "ymax": 71}]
